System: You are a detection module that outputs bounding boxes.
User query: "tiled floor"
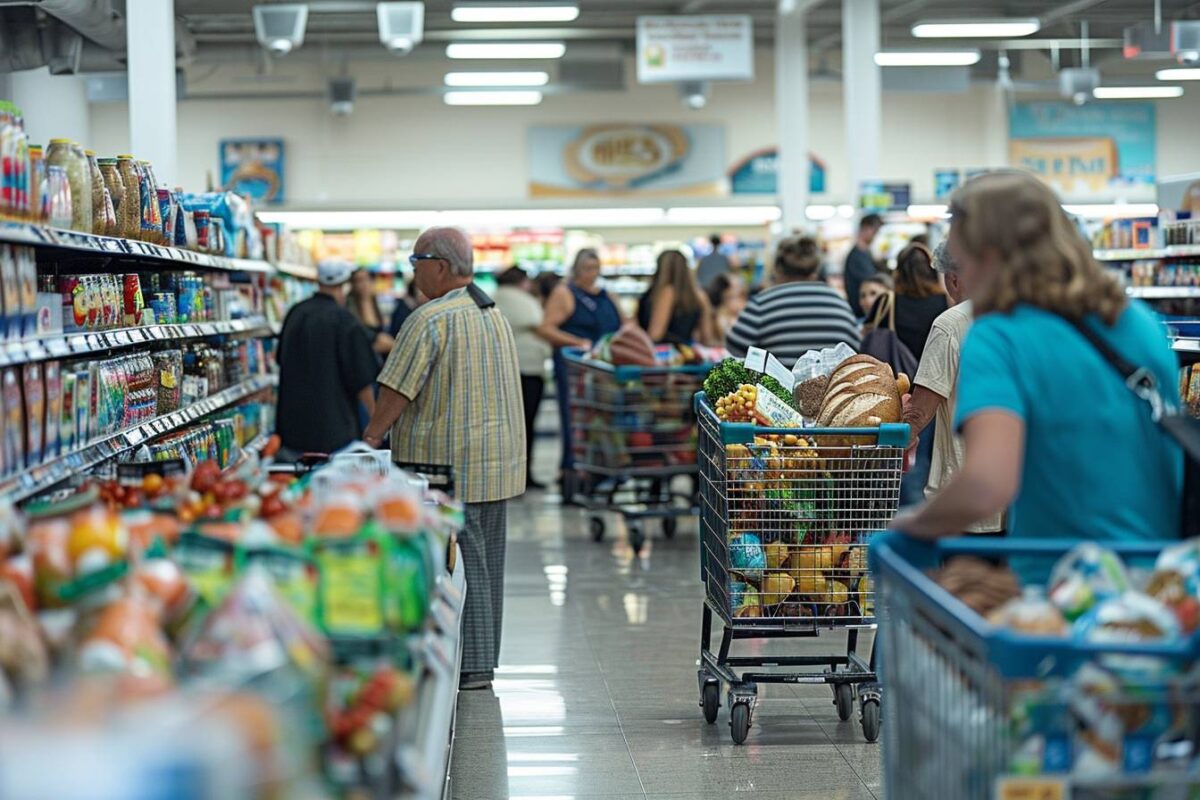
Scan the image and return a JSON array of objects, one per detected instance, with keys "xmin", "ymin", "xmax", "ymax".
[{"xmin": 448, "ymin": 440, "xmax": 882, "ymax": 799}]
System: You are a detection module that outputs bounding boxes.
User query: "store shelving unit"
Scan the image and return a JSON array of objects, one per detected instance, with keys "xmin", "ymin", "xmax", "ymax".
[
  {"xmin": 1174, "ymin": 337, "xmax": 1200, "ymax": 365},
  {"xmin": 1126, "ymin": 286, "xmax": 1200, "ymax": 299},
  {"xmin": 0, "ymin": 373, "xmax": 278, "ymax": 503},
  {"xmin": 1093, "ymin": 245, "xmax": 1200, "ymax": 261},
  {"xmin": 398, "ymin": 545, "xmax": 465, "ymax": 800}
]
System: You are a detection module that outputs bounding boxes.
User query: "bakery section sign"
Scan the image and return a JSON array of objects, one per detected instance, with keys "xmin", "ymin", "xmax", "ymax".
[
  {"xmin": 636, "ymin": 15, "xmax": 754, "ymax": 84},
  {"xmin": 528, "ymin": 124, "xmax": 726, "ymax": 198},
  {"xmin": 1008, "ymin": 102, "xmax": 1156, "ymax": 201},
  {"xmin": 219, "ymin": 138, "xmax": 285, "ymax": 204}
]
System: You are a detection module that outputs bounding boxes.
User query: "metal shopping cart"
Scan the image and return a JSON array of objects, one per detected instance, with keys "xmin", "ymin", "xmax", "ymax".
[
  {"xmin": 871, "ymin": 534, "xmax": 1200, "ymax": 800},
  {"xmin": 563, "ymin": 349, "xmax": 711, "ymax": 553},
  {"xmin": 695, "ymin": 394, "xmax": 908, "ymax": 744}
]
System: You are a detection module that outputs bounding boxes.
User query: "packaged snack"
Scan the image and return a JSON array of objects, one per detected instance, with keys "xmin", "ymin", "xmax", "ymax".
[
  {"xmin": 42, "ymin": 362, "xmax": 60, "ymax": 460},
  {"xmin": 986, "ymin": 586, "xmax": 1068, "ymax": 635},
  {"xmin": 73, "ymin": 369, "xmax": 91, "ymax": 445},
  {"xmin": 79, "ymin": 595, "xmax": 172, "ymax": 684},
  {"xmin": 121, "ymin": 274, "xmax": 144, "ymax": 327},
  {"xmin": 312, "ymin": 532, "xmax": 388, "ymax": 637},
  {"xmin": 17, "ymin": 248, "xmax": 35, "ymax": 338},
  {"xmin": 21, "ymin": 362, "xmax": 43, "ymax": 468},
  {"xmin": 1049, "ymin": 542, "xmax": 1130, "ymax": 622},
  {"xmin": 0, "ymin": 247, "xmax": 19, "ymax": 340},
  {"xmin": 59, "ymin": 371, "xmax": 75, "ymax": 454},
  {"xmin": 2, "ymin": 369, "xmax": 23, "ymax": 472}
]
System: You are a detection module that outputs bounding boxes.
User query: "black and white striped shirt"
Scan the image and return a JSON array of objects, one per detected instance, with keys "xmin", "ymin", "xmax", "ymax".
[{"xmin": 725, "ymin": 282, "xmax": 860, "ymax": 366}]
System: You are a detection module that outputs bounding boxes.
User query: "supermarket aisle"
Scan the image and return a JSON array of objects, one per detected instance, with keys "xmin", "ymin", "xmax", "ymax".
[{"xmin": 449, "ymin": 453, "xmax": 881, "ymax": 799}]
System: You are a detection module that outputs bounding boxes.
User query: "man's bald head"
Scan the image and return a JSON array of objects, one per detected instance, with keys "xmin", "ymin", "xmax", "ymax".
[{"xmin": 414, "ymin": 226, "xmax": 473, "ymax": 279}]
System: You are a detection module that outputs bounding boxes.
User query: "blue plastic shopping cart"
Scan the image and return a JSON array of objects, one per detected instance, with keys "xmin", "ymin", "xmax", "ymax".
[{"xmin": 871, "ymin": 533, "xmax": 1200, "ymax": 800}]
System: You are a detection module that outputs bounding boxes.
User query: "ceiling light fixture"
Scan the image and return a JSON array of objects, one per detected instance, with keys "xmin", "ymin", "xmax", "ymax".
[
  {"xmin": 451, "ymin": 3, "xmax": 579, "ymax": 23},
  {"xmin": 252, "ymin": 4, "xmax": 308, "ymax": 56},
  {"xmin": 443, "ymin": 90, "xmax": 544, "ymax": 106},
  {"xmin": 874, "ymin": 50, "xmax": 981, "ymax": 66},
  {"xmin": 1093, "ymin": 85, "xmax": 1184, "ymax": 99},
  {"xmin": 1156, "ymin": 67, "xmax": 1200, "ymax": 80},
  {"xmin": 911, "ymin": 18, "xmax": 1040, "ymax": 38},
  {"xmin": 444, "ymin": 71, "xmax": 550, "ymax": 87},
  {"xmin": 446, "ymin": 42, "xmax": 566, "ymax": 59}
]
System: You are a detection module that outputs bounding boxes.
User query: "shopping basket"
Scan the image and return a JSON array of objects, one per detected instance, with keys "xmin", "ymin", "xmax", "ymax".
[
  {"xmin": 695, "ymin": 394, "xmax": 908, "ymax": 744},
  {"xmin": 871, "ymin": 533, "xmax": 1200, "ymax": 800},
  {"xmin": 563, "ymin": 349, "xmax": 711, "ymax": 553}
]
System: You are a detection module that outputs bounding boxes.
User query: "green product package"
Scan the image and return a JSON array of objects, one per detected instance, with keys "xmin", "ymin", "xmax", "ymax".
[
  {"xmin": 309, "ymin": 523, "xmax": 390, "ymax": 637},
  {"xmin": 236, "ymin": 544, "xmax": 318, "ymax": 626},
  {"xmin": 172, "ymin": 531, "xmax": 236, "ymax": 607},
  {"xmin": 386, "ymin": 533, "xmax": 430, "ymax": 634}
]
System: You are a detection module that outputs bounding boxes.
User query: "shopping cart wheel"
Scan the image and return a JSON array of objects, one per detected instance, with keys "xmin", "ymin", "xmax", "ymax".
[
  {"xmin": 589, "ymin": 516, "xmax": 605, "ymax": 542},
  {"xmin": 860, "ymin": 698, "xmax": 880, "ymax": 743},
  {"xmin": 729, "ymin": 701, "xmax": 751, "ymax": 745},
  {"xmin": 662, "ymin": 517, "xmax": 678, "ymax": 539},
  {"xmin": 835, "ymin": 683, "xmax": 853, "ymax": 721},
  {"xmin": 628, "ymin": 522, "xmax": 646, "ymax": 554},
  {"xmin": 701, "ymin": 681, "xmax": 720, "ymax": 724}
]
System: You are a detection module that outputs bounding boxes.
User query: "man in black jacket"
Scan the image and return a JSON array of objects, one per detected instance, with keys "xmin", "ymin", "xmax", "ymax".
[{"xmin": 844, "ymin": 213, "xmax": 883, "ymax": 317}]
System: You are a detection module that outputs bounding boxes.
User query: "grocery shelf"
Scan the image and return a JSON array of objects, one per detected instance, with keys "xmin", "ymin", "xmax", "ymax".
[
  {"xmin": 0, "ymin": 316, "xmax": 271, "ymax": 369},
  {"xmin": 398, "ymin": 544, "xmax": 464, "ymax": 800},
  {"xmin": 0, "ymin": 221, "xmax": 272, "ymax": 275},
  {"xmin": 0, "ymin": 373, "xmax": 279, "ymax": 503},
  {"xmin": 1094, "ymin": 244, "xmax": 1200, "ymax": 261},
  {"xmin": 1174, "ymin": 337, "xmax": 1200, "ymax": 364},
  {"xmin": 1125, "ymin": 286, "xmax": 1200, "ymax": 299},
  {"xmin": 272, "ymin": 262, "xmax": 319, "ymax": 281}
]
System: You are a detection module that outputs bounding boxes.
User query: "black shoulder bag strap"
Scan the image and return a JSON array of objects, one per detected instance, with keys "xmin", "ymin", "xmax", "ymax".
[
  {"xmin": 1068, "ymin": 317, "xmax": 1200, "ymax": 537},
  {"xmin": 466, "ymin": 283, "xmax": 496, "ymax": 310}
]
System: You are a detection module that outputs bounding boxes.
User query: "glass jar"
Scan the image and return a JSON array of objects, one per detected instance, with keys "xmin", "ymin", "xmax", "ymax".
[
  {"xmin": 45, "ymin": 139, "xmax": 92, "ymax": 233},
  {"xmin": 97, "ymin": 158, "xmax": 124, "ymax": 230},
  {"xmin": 28, "ymin": 145, "xmax": 44, "ymax": 224},
  {"xmin": 116, "ymin": 155, "xmax": 141, "ymax": 240},
  {"xmin": 84, "ymin": 150, "xmax": 105, "ymax": 235},
  {"xmin": 45, "ymin": 165, "xmax": 72, "ymax": 229},
  {"xmin": 137, "ymin": 160, "xmax": 162, "ymax": 244}
]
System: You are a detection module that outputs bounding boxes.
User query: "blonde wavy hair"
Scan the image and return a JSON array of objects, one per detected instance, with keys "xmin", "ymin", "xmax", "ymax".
[{"xmin": 949, "ymin": 171, "xmax": 1126, "ymax": 324}]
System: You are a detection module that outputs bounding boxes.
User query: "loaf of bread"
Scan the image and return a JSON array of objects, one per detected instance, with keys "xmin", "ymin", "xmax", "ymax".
[{"xmin": 815, "ymin": 355, "xmax": 902, "ymax": 428}]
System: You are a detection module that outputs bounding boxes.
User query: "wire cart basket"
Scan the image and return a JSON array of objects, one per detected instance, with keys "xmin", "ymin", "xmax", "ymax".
[
  {"xmin": 871, "ymin": 534, "xmax": 1200, "ymax": 800},
  {"xmin": 695, "ymin": 394, "xmax": 908, "ymax": 744},
  {"xmin": 563, "ymin": 349, "xmax": 711, "ymax": 553}
]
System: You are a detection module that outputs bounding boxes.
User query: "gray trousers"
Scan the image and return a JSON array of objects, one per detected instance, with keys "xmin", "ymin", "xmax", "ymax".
[{"xmin": 461, "ymin": 500, "xmax": 507, "ymax": 675}]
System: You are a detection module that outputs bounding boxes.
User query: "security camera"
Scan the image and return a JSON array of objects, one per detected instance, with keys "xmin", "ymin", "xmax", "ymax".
[
  {"xmin": 378, "ymin": 2, "xmax": 424, "ymax": 56},
  {"xmin": 329, "ymin": 77, "xmax": 356, "ymax": 117},
  {"xmin": 679, "ymin": 80, "xmax": 710, "ymax": 110},
  {"xmin": 254, "ymin": 4, "xmax": 307, "ymax": 57}
]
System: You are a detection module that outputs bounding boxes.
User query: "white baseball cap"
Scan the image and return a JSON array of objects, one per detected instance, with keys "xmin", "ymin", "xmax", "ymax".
[{"xmin": 317, "ymin": 260, "xmax": 354, "ymax": 286}]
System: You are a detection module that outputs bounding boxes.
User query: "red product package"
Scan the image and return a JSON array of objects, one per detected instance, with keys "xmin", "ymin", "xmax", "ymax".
[
  {"xmin": 43, "ymin": 361, "xmax": 60, "ymax": 460},
  {"xmin": 22, "ymin": 363, "xmax": 43, "ymax": 468}
]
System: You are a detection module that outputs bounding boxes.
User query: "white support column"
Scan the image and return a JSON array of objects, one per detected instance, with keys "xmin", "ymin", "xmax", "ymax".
[
  {"xmin": 126, "ymin": 0, "xmax": 177, "ymax": 185},
  {"xmin": 841, "ymin": 0, "xmax": 881, "ymax": 208},
  {"xmin": 10, "ymin": 68, "xmax": 91, "ymax": 148},
  {"xmin": 981, "ymin": 81, "xmax": 1009, "ymax": 170},
  {"xmin": 776, "ymin": 3, "xmax": 812, "ymax": 234}
]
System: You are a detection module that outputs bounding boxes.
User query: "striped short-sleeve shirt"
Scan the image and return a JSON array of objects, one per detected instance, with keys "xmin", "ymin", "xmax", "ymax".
[
  {"xmin": 725, "ymin": 282, "xmax": 861, "ymax": 365},
  {"xmin": 377, "ymin": 286, "xmax": 527, "ymax": 503}
]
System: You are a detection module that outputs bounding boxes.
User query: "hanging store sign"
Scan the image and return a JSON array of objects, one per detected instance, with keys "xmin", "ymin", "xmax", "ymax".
[
  {"xmin": 858, "ymin": 181, "xmax": 911, "ymax": 213},
  {"xmin": 636, "ymin": 15, "xmax": 754, "ymax": 84},
  {"xmin": 219, "ymin": 138, "xmax": 285, "ymax": 204},
  {"xmin": 528, "ymin": 124, "xmax": 726, "ymax": 197},
  {"xmin": 1008, "ymin": 102, "xmax": 1156, "ymax": 201},
  {"xmin": 728, "ymin": 148, "xmax": 826, "ymax": 195},
  {"xmin": 934, "ymin": 169, "xmax": 961, "ymax": 200}
]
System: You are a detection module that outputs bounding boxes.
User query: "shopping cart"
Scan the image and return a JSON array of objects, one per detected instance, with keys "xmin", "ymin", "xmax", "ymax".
[
  {"xmin": 563, "ymin": 349, "xmax": 711, "ymax": 553},
  {"xmin": 695, "ymin": 394, "xmax": 908, "ymax": 744},
  {"xmin": 871, "ymin": 534, "xmax": 1200, "ymax": 800}
]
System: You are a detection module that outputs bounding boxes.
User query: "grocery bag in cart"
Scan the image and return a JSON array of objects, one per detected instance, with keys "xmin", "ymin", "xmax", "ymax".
[{"xmin": 871, "ymin": 533, "xmax": 1200, "ymax": 800}]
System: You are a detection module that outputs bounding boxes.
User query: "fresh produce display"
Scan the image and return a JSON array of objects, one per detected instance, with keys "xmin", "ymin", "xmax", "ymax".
[{"xmin": 0, "ymin": 445, "xmax": 462, "ymax": 797}]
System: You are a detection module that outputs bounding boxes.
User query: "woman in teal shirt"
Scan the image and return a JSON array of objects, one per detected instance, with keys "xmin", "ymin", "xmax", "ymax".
[{"xmin": 892, "ymin": 171, "xmax": 1182, "ymax": 541}]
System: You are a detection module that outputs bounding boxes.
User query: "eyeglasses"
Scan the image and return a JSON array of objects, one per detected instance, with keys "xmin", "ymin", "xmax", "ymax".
[{"xmin": 408, "ymin": 253, "xmax": 446, "ymax": 267}]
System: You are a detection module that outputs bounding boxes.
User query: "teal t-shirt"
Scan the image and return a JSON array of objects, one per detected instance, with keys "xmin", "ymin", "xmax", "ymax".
[{"xmin": 955, "ymin": 301, "xmax": 1182, "ymax": 544}]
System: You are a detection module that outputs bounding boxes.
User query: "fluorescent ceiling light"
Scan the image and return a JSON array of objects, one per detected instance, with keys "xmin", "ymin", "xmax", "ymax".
[
  {"xmin": 444, "ymin": 71, "xmax": 550, "ymax": 86},
  {"xmin": 907, "ymin": 204, "xmax": 950, "ymax": 219},
  {"xmin": 451, "ymin": 4, "xmax": 579, "ymax": 23},
  {"xmin": 665, "ymin": 206, "xmax": 782, "ymax": 226},
  {"xmin": 1156, "ymin": 67, "xmax": 1200, "ymax": 81},
  {"xmin": 444, "ymin": 90, "xmax": 543, "ymax": 105},
  {"xmin": 911, "ymin": 18, "xmax": 1040, "ymax": 38},
  {"xmin": 874, "ymin": 50, "xmax": 981, "ymax": 66},
  {"xmin": 805, "ymin": 205, "xmax": 836, "ymax": 221},
  {"xmin": 1062, "ymin": 203, "xmax": 1159, "ymax": 219},
  {"xmin": 1093, "ymin": 85, "xmax": 1183, "ymax": 99},
  {"xmin": 446, "ymin": 42, "xmax": 566, "ymax": 59}
]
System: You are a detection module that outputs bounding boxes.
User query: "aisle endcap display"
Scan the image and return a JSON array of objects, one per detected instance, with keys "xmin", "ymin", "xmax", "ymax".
[{"xmin": 0, "ymin": 373, "xmax": 277, "ymax": 503}]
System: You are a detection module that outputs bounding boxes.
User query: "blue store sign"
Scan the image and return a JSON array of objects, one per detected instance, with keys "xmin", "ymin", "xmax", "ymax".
[{"xmin": 729, "ymin": 148, "xmax": 826, "ymax": 195}]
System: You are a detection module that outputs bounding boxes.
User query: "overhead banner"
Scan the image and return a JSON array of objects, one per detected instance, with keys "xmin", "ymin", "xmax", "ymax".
[
  {"xmin": 859, "ymin": 181, "xmax": 911, "ymax": 213},
  {"xmin": 219, "ymin": 138, "xmax": 284, "ymax": 204},
  {"xmin": 1008, "ymin": 102, "xmax": 1156, "ymax": 200},
  {"xmin": 528, "ymin": 124, "xmax": 726, "ymax": 198},
  {"xmin": 728, "ymin": 148, "xmax": 826, "ymax": 194},
  {"xmin": 636, "ymin": 15, "xmax": 754, "ymax": 84}
]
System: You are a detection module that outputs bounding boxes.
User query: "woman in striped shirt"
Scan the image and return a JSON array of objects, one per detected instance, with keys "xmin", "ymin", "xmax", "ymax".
[{"xmin": 725, "ymin": 235, "xmax": 860, "ymax": 366}]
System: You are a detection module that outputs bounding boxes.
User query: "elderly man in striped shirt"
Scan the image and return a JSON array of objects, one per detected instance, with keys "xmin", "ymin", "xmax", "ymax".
[{"xmin": 363, "ymin": 226, "xmax": 526, "ymax": 691}]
